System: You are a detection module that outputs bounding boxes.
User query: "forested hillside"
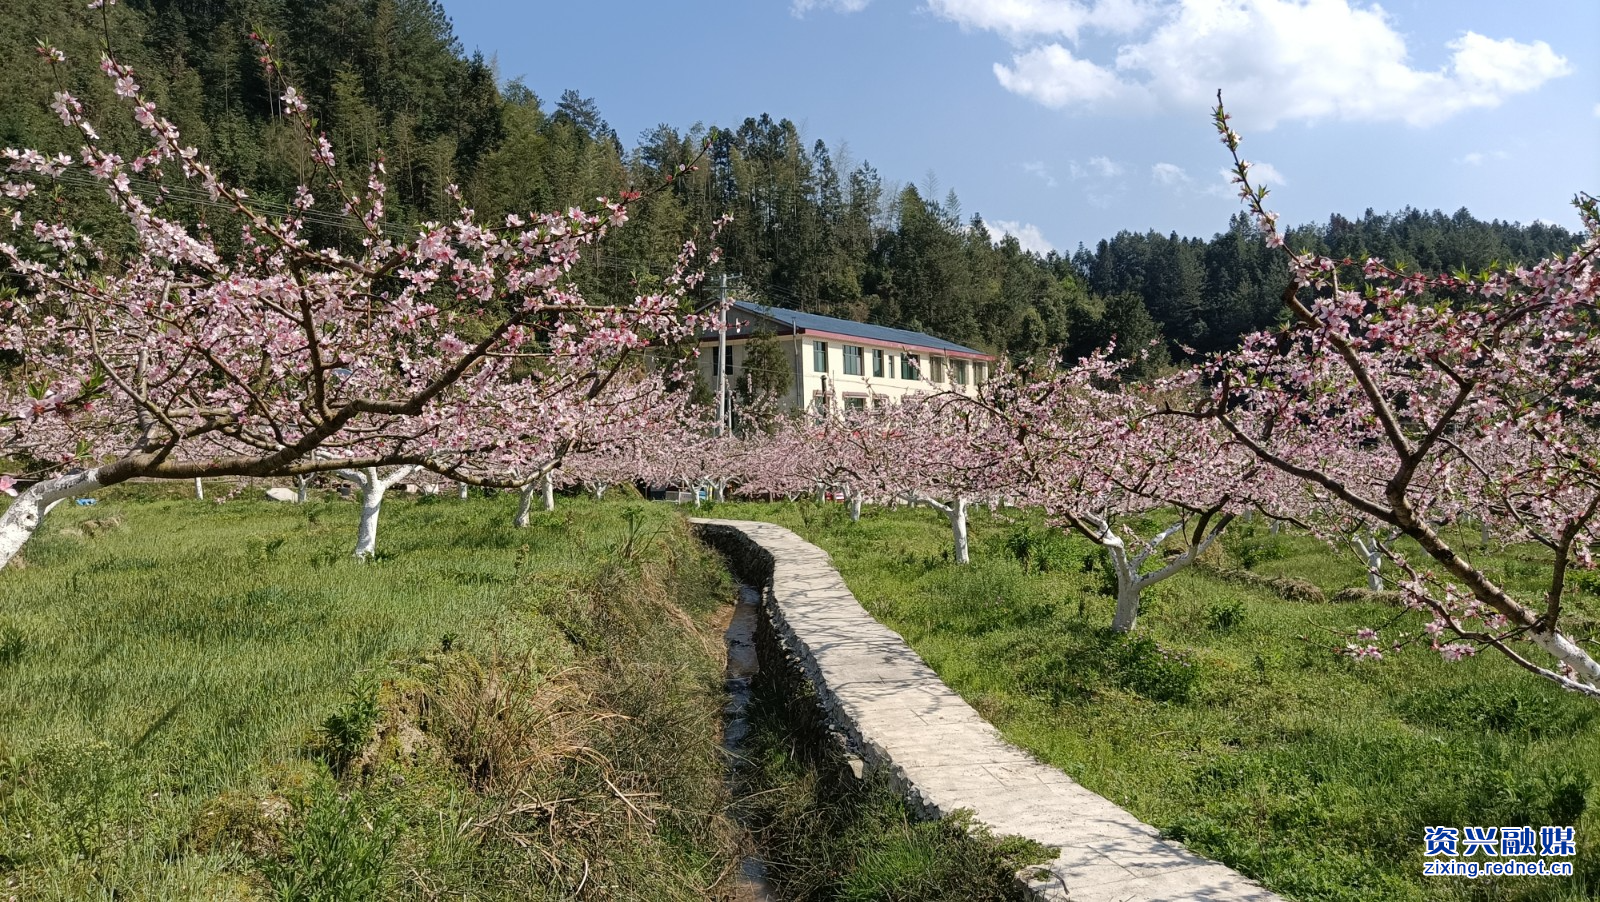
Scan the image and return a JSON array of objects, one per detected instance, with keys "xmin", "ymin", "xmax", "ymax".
[{"xmin": 2, "ymin": 0, "xmax": 1582, "ymax": 367}]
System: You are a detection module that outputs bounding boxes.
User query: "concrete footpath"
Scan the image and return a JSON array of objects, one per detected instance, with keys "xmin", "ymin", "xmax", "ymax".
[{"xmin": 692, "ymin": 518, "xmax": 1283, "ymax": 902}]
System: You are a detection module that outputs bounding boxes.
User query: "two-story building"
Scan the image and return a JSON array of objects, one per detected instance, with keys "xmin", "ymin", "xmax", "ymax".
[{"xmin": 699, "ymin": 301, "xmax": 996, "ymax": 414}]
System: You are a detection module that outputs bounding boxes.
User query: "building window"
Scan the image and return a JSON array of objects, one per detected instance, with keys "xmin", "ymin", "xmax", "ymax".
[
  {"xmin": 712, "ymin": 346, "xmax": 734, "ymax": 376},
  {"xmin": 973, "ymin": 362, "xmax": 986, "ymax": 384},
  {"xmin": 952, "ymin": 359, "xmax": 967, "ymax": 385},
  {"xmin": 844, "ymin": 395, "xmax": 867, "ymax": 411},
  {"xmin": 843, "ymin": 345, "xmax": 863, "ymax": 376},
  {"xmin": 872, "ymin": 349, "xmax": 884, "ymax": 378},
  {"xmin": 872, "ymin": 397, "xmax": 888, "ymax": 409},
  {"xmin": 813, "ymin": 340, "xmax": 828, "ymax": 373},
  {"xmin": 930, "ymin": 357, "xmax": 945, "ymax": 382},
  {"xmin": 901, "ymin": 353, "xmax": 919, "ymax": 380}
]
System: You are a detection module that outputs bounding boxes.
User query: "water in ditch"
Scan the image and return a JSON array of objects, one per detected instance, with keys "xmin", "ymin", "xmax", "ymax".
[{"xmin": 724, "ymin": 583, "xmax": 779, "ymax": 902}]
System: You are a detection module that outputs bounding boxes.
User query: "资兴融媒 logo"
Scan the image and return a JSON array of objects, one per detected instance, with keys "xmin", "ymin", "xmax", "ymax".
[{"xmin": 1422, "ymin": 826, "xmax": 1576, "ymax": 879}]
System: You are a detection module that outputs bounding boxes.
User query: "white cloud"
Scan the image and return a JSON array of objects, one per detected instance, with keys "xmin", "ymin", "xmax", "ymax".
[
  {"xmin": 1242, "ymin": 160, "xmax": 1286, "ymax": 186},
  {"xmin": 1018, "ymin": 156, "xmax": 1126, "ymax": 206},
  {"xmin": 1067, "ymin": 155, "xmax": 1124, "ymax": 179},
  {"xmin": 1087, "ymin": 155, "xmax": 1122, "ymax": 177},
  {"xmin": 1207, "ymin": 160, "xmax": 1286, "ymax": 196},
  {"xmin": 926, "ymin": 0, "xmax": 1155, "ymax": 43},
  {"xmin": 792, "ymin": 0, "xmax": 870, "ymax": 16},
  {"xmin": 1448, "ymin": 32, "xmax": 1568, "ymax": 97},
  {"xmin": 1458, "ymin": 150, "xmax": 1509, "ymax": 166},
  {"xmin": 990, "ymin": 219, "xmax": 1056, "ymax": 254},
  {"xmin": 994, "ymin": 44, "xmax": 1136, "ymax": 108},
  {"xmin": 948, "ymin": 0, "xmax": 1571, "ymax": 127},
  {"xmin": 1151, "ymin": 162, "xmax": 1190, "ymax": 186},
  {"xmin": 1062, "ymin": 157, "xmax": 1129, "ymax": 206},
  {"xmin": 1023, "ymin": 160, "xmax": 1059, "ymax": 187}
]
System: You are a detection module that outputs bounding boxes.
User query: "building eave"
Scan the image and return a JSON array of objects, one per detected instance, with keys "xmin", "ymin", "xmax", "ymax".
[{"xmin": 704, "ymin": 307, "xmax": 996, "ymax": 362}]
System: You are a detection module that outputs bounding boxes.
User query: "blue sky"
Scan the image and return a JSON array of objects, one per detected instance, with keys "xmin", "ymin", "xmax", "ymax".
[{"xmin": 443, "ymin": 0, "xmax": 1598, "ymax": 255}]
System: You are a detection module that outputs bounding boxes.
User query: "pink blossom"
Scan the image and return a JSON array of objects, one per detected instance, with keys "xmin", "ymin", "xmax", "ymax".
[
  {"xmin": 1202, "ymin": 94, "xmax": 1600, "ymax": 697},
  {"xmin": 1344, "ymin": 644, "xmax": 1384, "ymax": 662},
  {"xmin": 49, "ymin": 92, "xmax": 82, "ymax": 127},
  {"xmin": 0, "ymin": 41, "xmax": 717, "ymax": 570}
]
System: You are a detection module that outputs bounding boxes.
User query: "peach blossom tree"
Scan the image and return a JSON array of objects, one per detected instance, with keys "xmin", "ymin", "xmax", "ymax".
[
  {"xmin": 0, "ymin": 33, "xmax": 718, "ymax": 568},
  {"xmin": 1178, "ymin": 96, "xmax": 1600, "ymax": 693}
]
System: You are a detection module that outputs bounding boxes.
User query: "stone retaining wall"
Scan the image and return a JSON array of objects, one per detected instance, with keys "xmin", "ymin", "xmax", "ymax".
[{"xmin": 692, "ymin": 518, "xmax": 1283, "ymax": 902}]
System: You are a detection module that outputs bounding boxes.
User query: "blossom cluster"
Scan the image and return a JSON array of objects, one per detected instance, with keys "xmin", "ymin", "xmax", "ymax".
[{"xmin": 0, "ymin": 40, "xmax": 720, "ymax": 506}]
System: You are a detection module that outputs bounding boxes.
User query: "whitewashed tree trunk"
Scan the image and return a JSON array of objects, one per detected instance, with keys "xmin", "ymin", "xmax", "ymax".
[
  {"xmin": 950, "ymin": 497, "xmax": 969, "ymax": 564},
  {"xmin": 542, "ymin": 472, "xmax": 555, "ymax": 512},
  {"xmin": 194, "ymin": 477, "xmax": 205, "ymax": 500},
  {"xmin": 458, "ymin": 482, "xmax": 469, "ymax": 500},
  {"xmin": 1269, "ymin": 520, "xmax": 1281, "ymax": 536},
  {"xmin": 1091, "ymin": 517, "xmax": 1226, "ymax": 634},
  {"xmin": 1527, "ymin": 629, "xmax": 1600, "ymax": 698},
  {"xmin": 338, "ymin": 466, "xmax": 416, "ymax": 559},
  {"xmin": 513, "ymin": 481, "xmax": 538, "ymax": 528},
  {"xmin": 295, "ymin": 474, "xmax": 311, "ymax": 504},
  {"xmin": 590, "ymin": 483, "xmax": 608, "ymax": 501},
  {"xmin": 714, "ymin": 478, "xmax": 727, "ymax": 503},
  {"xmin": 354, "ymin": 475, "xmax": 385, "ymax": 558},
  {"xmin": 815, "ymin": 483, "xmax": 827, "ymax": 505},
  {"xmin": 912, "ymin": 494, "xmax": 970, "ymax": 565},
  {"xmin": 848, "ymin": 492, "xmax": 864, "ymax": 523},
  {"xmin": 1110, "ymin": 547, "xmax": 1143, "ymax": 634},
  {"xmin": 0, "ymin": 469, "xmax": 102, "ymax": 570},
  {"xmin": 1351, "ymin": 532, "xmax": 1387, "ymax": 591}
]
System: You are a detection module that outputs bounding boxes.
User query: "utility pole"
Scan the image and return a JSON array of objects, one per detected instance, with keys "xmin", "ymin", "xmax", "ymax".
[{"xmin": 717, "ymin": 272, "xmax": 728, "ymax": 437}]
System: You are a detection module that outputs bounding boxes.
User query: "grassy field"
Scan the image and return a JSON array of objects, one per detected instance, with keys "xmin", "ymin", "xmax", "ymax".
[
  {"xmin": 0, "ymin": 485, "xmax": 1056, "ymax": 902},
  {"xmin": 709, "ymin": 499, "xmax": 1599, "ymax": 902},
  {"xmin": 0, "ymin": 485, "xmax": 748, "ymax": 900}
]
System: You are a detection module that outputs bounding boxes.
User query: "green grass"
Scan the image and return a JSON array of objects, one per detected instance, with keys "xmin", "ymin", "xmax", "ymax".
[
  {"xmin": 707, "ymin": 498, "xmax": 1600, "ymax": 902},
  {"xmin": 0, "ymin": 486, "xmax": 742, "ymax": 900},
  {"xmin": 0, "ymin": 485, "xmax": 1077, "ymax": 902}
]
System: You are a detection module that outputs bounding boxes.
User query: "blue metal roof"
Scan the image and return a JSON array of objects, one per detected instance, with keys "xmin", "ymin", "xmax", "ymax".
[{"xmin": 721, "ymin": 300, "xmax": 992, "ymax": 358}]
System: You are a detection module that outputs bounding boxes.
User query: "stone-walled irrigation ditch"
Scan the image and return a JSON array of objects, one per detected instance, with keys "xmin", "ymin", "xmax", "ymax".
[{"xmin": 695, "ymin": 517, "xmax": 1283, "ymax": 902}]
